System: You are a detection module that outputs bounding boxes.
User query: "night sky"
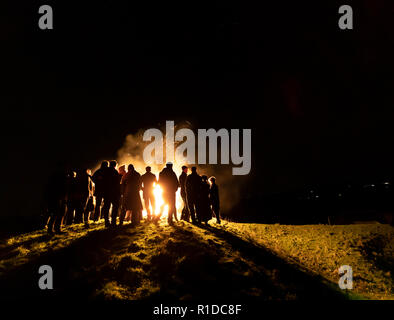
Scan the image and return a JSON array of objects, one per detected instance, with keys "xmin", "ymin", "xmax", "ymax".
[{"xmin": 1, "ymin": 1, "xmax": 394, "ymax": 217}]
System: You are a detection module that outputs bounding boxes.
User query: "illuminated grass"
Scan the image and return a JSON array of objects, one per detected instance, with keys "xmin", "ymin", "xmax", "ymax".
[
  {"xmin": 0, "ymin": 222, "xmax": 105, "ymax": 276},
  {"xmin": 223, "ymin": 222, "xmax": 394, "ymax": 300},
  {"xmin": 2, "ymin": 218, "xmax": 391, "ymax": 300}
]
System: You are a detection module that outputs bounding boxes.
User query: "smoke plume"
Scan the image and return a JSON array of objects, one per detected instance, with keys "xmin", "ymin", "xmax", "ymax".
[{"xmin": 114, "ymin": 122, "xmax": 248, "ymax": 215}]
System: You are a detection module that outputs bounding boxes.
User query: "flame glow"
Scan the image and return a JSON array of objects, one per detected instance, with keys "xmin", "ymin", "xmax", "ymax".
[{"xmin": 140, "ymin": 182, "xmax": 183, "ymax": 220}]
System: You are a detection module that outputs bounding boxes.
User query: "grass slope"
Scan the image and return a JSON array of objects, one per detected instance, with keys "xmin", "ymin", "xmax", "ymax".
[
  {"xmin": 1, "ymin": 219, "xmax": 390, "ymax": 300},
  {"xmin": 225, "ymin": 223, "xmax": 394, "ymax": 300}
]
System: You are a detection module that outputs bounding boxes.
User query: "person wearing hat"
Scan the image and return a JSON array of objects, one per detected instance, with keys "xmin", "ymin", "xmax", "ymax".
[
  {"xmin": 185, "ymin": 166, "xmax": 202, "ymax": 224},
  {"xmin": 158, "ymin": 162, "xmax": 179, "ymax": 224}
]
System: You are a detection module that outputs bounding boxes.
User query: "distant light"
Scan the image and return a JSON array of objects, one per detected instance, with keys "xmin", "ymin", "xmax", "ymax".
[
  {"xmin": 384, "ymin": 182, "xmax": 390, "ymax": 185},
  {"xmin": 364, "ymin": 184, "xmax": 375, "ymax": 188},
  {"xmin": 338, "ymin": 193, "xmax": 342, "ymax": 197}
]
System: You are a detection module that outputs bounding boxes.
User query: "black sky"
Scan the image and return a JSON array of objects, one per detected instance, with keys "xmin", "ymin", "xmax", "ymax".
[{"xmin": 1, "ymin": 0, "xmax": 394, "ymax": 216}]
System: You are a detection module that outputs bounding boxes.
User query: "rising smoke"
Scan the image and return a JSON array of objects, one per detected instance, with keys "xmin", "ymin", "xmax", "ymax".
[{"xmin": 114, "ymin": 122, "xmax": 249, "ymax": 215}]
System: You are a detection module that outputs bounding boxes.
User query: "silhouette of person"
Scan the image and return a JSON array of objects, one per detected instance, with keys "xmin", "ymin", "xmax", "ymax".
[
  {"xmin": 179, "ymin": 165, "xmax": 189, "ymax": 221},
  {"xmin": 91, "ymin": 161, "xmax": 109, "ymax": 221},
  {"xmin": 72, "ymin": 168, "xmax": 94, "ymax": 227},
  {"xmin": 158, "ymin": 162, "xmax": 179, "ymax": 225},
  {"xmin": 84, "ymin": 169, "xmax": 95, "ymax": 228},
  {"xmin": 186, "ymin": 166, "xmax": 202, "ymax": 224},
  {"xmin": 118, "ymin": 165, "xmax": 127, "ymax": 223},
  {"xmin": 209, "ymin": 176, "xmax": 221, "ymax": 224},
  {"xmin": 64, "ymin": 171, "xmax": 77, "ymax": 225},
  {"xmin": 121, "ymin": 164, "xmax": 143, "ymax": 225},
  {"xmin": 102, "ymin": 160, "xmax": 122, "ymax": 227},
  {"xmin": 46, "ymin": 163, "xmax": 70, "ymax": 234},
  {"xmin": 199, "ymin": 175, "xmax": 212, "ymax": 224},
  {"xmin": 118, "ymin": 165, "xmax": 127, "ymax": 177},
  {"xmin": 141, "ymin": 166, "xmax": 157, "ymax": 221}
]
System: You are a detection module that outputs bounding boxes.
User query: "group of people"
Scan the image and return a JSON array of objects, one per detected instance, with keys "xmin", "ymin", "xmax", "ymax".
[{"xmin": 45, "ymin": 161, "xmax": 221, "ymax": 234}]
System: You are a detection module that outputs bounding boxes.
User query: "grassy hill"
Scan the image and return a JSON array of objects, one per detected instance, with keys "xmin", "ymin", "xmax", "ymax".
[
  {"xmin": 226, "ymin": 223, "xmax": 394, "ymax": 300},
  {"xmin": 0, "ymin": 219, "xmax": 392, "ymax": 300}
]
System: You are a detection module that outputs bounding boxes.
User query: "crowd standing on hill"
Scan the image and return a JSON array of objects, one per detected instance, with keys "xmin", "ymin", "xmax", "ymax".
[{"xmin": 45, "ymin": 161, "xmax": 221, "ymax": 234}]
